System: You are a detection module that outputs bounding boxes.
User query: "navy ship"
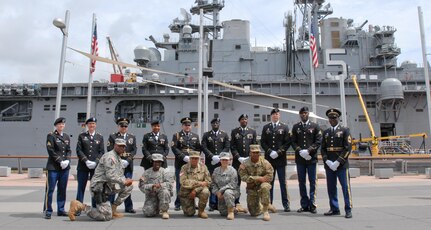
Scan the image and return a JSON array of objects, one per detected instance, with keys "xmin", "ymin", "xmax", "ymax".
[{"xmin": 1, "ymin": 0, "xmax": 429, "ymax": 168}]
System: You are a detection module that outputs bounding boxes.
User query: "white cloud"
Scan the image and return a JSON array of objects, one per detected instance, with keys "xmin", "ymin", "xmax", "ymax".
[{"xmin": 0, "ymin": 0, "xmax": 430, "ymax": 83}]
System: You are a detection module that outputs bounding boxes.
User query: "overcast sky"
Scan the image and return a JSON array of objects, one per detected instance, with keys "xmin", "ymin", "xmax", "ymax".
[{"xmin": 1, "ymin": 0, "xmax": 431, "ymax": 84}]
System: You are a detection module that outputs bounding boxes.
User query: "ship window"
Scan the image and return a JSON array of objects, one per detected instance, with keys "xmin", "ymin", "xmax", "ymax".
[
  {"xmin": 235, "ymin": 45, "xmax": 241, "ymax": 50},
  {"xmin": 366, "ymin": 101, "xmax": 376, "ymax": 108},
  {"xmin": 267, "ymin": 115, "xmax": 271, "ymax": 121},
  {"xmin": 358, "ymin": 115, "xmax": 367, "ymax": 122},
  {"xmin": 282, "ymin": 103, "xmax": 288, "ymax": 109},
  {"xmin": 115, "ymin": 100, "xmax": 165, "ymax": 124},
  {"xmin": 189, "ymin": 112, "xmax": 203, "ymax": 122},
  {"xmin": 291, "ymin": 105, "xmax": 296, "ymax": 109},
  {"xmin": 214, "ymin": 113, "xmax": 219, "ymax": 118},
  {"xmin": 44, "ymin": 105, "xmax": 50, "ymax": 111},
  {"xmin": 77, "ymin": 113, "xmax": 86, "ymax": 123},
  {"xmin": 0, "ymin": 100, "xmax": 33, "ymax": 122},
  {"xmin": 272, "ymin": 103, "xmax": 279, "ymax": 108},
  {"xmin": 61, "ymin": 105, "xmax": 67, "ymax": 111},
  {"xmin": 262, "ymin": 114, "xmax": 266, "ymax": 122},
  {"xmin": 330, "ymin": 22, "xmax": 339, "ymax": 27},
  {"xmin": 253, "ymin": 114, "xmax": 260, "ymax": 122},
  {"xmin": 331, "ymin": 31, "xmax": 341, "ymax": 48},
  {"xmin": 214, "ymin": 101, "xmax": 219, "ymax": 110},
  {"xmin": 254, "ymin": 105, "xmax": 260, "ymax": 109},
  {"xmin": 416, "ymin": 109, "xmax": 423, "ymax": 112}
]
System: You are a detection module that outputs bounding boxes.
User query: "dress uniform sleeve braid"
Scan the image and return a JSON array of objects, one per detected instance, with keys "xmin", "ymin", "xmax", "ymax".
[
  {"xmin": 201, "ymin": 133, "xmax": 214, "ymax": 159},
  {"xmin": 321, "ymin": 130, "xmax": 328, "ymax": 162},
  {"xmin": 171, "ymin": 133, "xmax": 184, "ymax": 159},
  {"xmin": 130, "ymin": 135, "xmax": 137, "ymax": 156},
  {"xmin": 163, "ymin": 135, "xmax": 170, "ymax": 157},
  {"xmin": 46, "ymin": 133, "xmax": 63, "ymax": 163},
  {"xmin": 230, "ymin": 130, "xmax": 240, "ymax": 159},
  {"xmin": 142, "ymin": 134, "xmax": 152, "ymax": 159},
  {"xmin": 338, "ymin": 128, "xmax": 352, "ymax": 163},
  {"xmin": 76, "ymin": 134, "xmax": 88, "ymax": 162},
  {"xmin": 290, "ymin": 124, "xmax": 300, "ymax": 152},
  {"xmin": 222, "ymin": 132, "xmax": 231, "ymax": 152},
  {"xmin": 260, "ymin": 125, "xmax": 271, "ymax": 154},
  {"xmin": 96, "ymin": 136, "xmax": 104, "ymax": 163},
  {"xmin": 309, "ymin": 124, "xmax": 322, "ymax": 154},
  {"xmin": 279, "ymin": 125, "xmax": 291, "ymax": 153}
]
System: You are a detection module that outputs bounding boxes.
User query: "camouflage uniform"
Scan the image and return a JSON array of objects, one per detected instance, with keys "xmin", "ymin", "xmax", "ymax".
[
  {"xmin": 239, "ymin": 156, "xmax": 274, "ymax": 216},
  {"xmin": 139, "ymin": 167, "xmax": 173, "ymax": 217},
  {"xmin": 86, "ymin": 149, "xmax": 133, "ymax": 221},
  {"xmin": 179, "ymin": 162, "xmax": 212, "ymax": 216},
  {"xmin": 211, "ymin": 166, "xmax": 240, "ymax": 216}
]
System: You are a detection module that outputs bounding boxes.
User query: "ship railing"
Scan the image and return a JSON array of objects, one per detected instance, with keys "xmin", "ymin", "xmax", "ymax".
[{"xmin": 1, "ymin": 154, "xmax": 431, "ymax": 176}]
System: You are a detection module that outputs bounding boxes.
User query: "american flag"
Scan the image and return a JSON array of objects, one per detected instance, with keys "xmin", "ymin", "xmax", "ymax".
[
  {"xmin": 310, "ymin": 23, "xmax": 318, "ymax": 68},
  {"xmin": 90, "ymin": 22, "xmax": 98, "ymax": 74}
]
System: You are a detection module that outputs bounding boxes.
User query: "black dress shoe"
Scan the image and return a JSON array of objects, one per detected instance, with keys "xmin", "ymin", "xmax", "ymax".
[
  {"xmin": 57, "ymin": 212, "xmax": 68, "ymax": 216},
  {"xmin": 324, "ymin": 210, "xmax": 340, "ymax": 216},
  {"xmin": 284, "ymin": 206, "xmax": 291, "ymax": 212},
  {"xmin": 345, "ymin": 211, "xmax": 352, "ymax": 218},
  {"xmin": 125, "ymin": 209, "xmax": 136, "ymax": 214},
  {"xmin": 309, "ymin": 207, "xmax": 317, "ymax": 214},
  {"xmin": 44, "ymin": 213, "xmax": 51, "ymax": 219},
  {"xmin": 174, "ymin": 205, "xmax": 181, "ymax": 211},
  {"xmin": 297, "ymin": 207, "xmax": 309, "ymax": 213}
]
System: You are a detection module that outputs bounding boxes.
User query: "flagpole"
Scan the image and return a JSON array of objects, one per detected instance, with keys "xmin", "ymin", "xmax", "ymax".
[
  {"xmin": 86, "ymin": 14, "xmax": 96, "ymax": 120},
  {"xmin": 308, "ymin": 7, "xmax": 317, "ymax": 122}
]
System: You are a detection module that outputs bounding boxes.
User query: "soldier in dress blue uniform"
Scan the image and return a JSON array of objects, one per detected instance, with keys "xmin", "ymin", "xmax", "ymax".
[
  {"xmin": 43, "ymin": 117, "xmax": 71, "ymax": 219},
  {"xmin": 171, "ymin": 117, "xmax": 201, "ymax": 211},
  {"xmin": 140, "ymin": 120, "xmax": 169, "ymax": 170},
  {"xmin": 107, "ymin": 118, "xmax": 137, "ymax": 213},
  {"xmin": 75, "ymin": 117, "xmax": 105, "ymax": 208},
  {"xmin": 290, "ymin": 107, "xmax": 322, "ymax": 213},
  {"xmin": 230, "ymin": 113, "xmax": 256, "ymax": 213},
  {"xmin": 260, "ymin": 108, "xmax": 291, "ymax": 212},
  {"xmin": 321, "ymin": 108, "xmax": 353, "ymax": 218},
  {"xmin": 201, "ymin": 118, "xmax": 230, "ymax": 211}
]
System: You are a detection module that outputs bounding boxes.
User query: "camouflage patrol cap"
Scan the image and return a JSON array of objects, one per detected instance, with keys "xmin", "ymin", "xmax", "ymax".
[
  {"xmin": 250, "ymin": 144, "xmax": 261, "ymax": 153},
  {"xmin": 188, "ymin": 150, "xmax": 200, "ymax": 158},
  {"xmin": 219, "ymin": 152, "xmax": 232, "ymax": 160},
  {"xmin": 115, "ymin": 138, "xmax": 127, "ymax": 146},
  {"xmin": 151, "ymin": 153, "xmax": 164, "ymax": 162}
]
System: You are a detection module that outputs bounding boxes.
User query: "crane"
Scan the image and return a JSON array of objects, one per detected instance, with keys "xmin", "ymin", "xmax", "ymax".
[
  {"xmin": 106, "ymin": 36, "xmax": 123, "ymax": 76},
  {"xmin": 351, "ymin": 75, "xmax": 428, "ymax": 156}
]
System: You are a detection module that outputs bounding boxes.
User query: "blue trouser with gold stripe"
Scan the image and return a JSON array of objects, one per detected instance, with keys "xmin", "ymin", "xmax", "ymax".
[
  {"xmin": 43, "ymin": 169, "xmax": 69, "ymax": 214},
  {"xmin": 297, "ymin": 163, "xmax": 317, "ymax": 209},
  {"xmin": 325, "ymin": 167, "xmax": 352, "ymax": 212}
]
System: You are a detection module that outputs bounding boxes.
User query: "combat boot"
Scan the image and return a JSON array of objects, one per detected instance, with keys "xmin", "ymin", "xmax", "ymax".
[
  {"xmin": 198, "ymin": 208, "xmax": 208, "ymax": 219},
  {"xmin": 262, "ymin": 205, "xmax": 270, "ymax": 221},
  {"xmin": 68, "ymin": 200, "xmax": 86, "ymax": 221},
  {"xmin": 111, "ymin": 204, "xmax": 124, "ymax": 218},
  {"xmin": 235, "ymin": 204, "xmax": 248, "ymax": 213},
  {"xmin": 162, "ymin": 211, "xmax": 169, "ymax": 219},
  {"xmin": 268, "ymin": 204, "xmax": 277, "ymax": 213},
  {"xmin": 227, "ymin": 207, "xmax": 235, "ymax": 220}
]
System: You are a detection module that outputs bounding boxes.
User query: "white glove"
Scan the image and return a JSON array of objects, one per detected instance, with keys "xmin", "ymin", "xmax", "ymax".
[
  {"xmin": 269, "ymin": 150, "xmax": 278, "ymax": 159},
  {"xmin": 330, "ymin": 161, "xmax": 340, "ymax": 171},
  {"xmin": 325, "ymin": 160, "xmax": 333, "ymax": 168},
  {"xmin": 211, "ymin": 156, "xmax": 220, "ymax": 165},
  {"xmin": 121, "ymin": 159, "xmax": 129, "ymax": 169},
  {"xmin": 299, "ymin": 149, "xmax": 307, "ymax": 159},
  {"xmin": 183, "ymin": 156, "xmax": 190, "ymax": 163},
  {"xmin": 304, "ymin": 155, "xmax": 312, "ymax": 161},
  {"xmin": 60, "ymin": 160, "xmax": 69, "ymax": 169},
  {"xmin": 238, "ymin": 157, "xmax": 247, "ymax": 164},
  {"xmin": 86, "ymin": 160, "xmax": 97, "ymax": 169}
]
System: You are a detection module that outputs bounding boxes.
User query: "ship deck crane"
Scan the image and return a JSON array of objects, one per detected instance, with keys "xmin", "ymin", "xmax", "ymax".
[
  {"xmin": 352, "ymin": 75, "xmax": 428, "ymax": 156},
  {"xmin": 106, "ymin": 36, "xmax": 123, "ymax": 76}
]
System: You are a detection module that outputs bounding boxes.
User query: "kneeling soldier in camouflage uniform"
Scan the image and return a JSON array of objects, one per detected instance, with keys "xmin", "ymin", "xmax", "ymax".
[
  {"xmin": 139, "ymin": 153, "xmax": 173, "ymax": 219},
  {"xmin": 211, "ymin": 152, "xmax": 240, "ymax": 220},
  {"xmin": 68, "ymin": 139, "xmax": 134, "ymax": 221},
  {"xmin": 179, "ymin": 150, "xmax": 211, "ymax": 218},
  {"xmin": 239, "ymin": 145, "xmax": 274, "ymax": 221}
]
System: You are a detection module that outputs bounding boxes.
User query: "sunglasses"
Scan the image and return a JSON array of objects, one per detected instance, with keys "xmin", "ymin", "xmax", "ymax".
[
  {"xmin": 120, "ymin": 125, "xmax": 128, "ymax": 128},
  {"xmin": 183, "ymin": 124, "xmax": 191, "ymax": 126}
]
